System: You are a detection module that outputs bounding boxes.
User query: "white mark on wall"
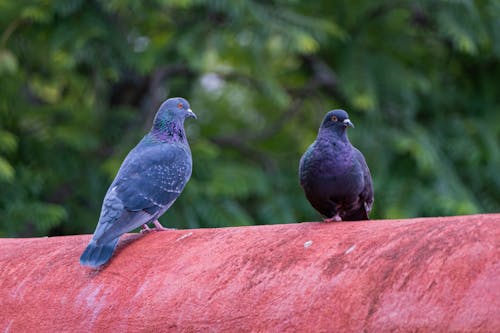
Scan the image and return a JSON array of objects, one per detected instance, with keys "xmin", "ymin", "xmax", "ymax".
[
  {"xmin": 75, "ymin": 282, "xmax": 108, "ymax": 329},
  {"xmin": 345, "ymin": 244, "xmax": 356, "ymax": 254},
  {"xmin": 4, "ymin": 319, "xmax": 13, "ymax": 333},
  {"xmin": 176, "ymin": 232, "xmax": 193, "ymax": 242},
  {"xmin": 132, "ymin": 280, "xmax": 149, "ymax": 300}
]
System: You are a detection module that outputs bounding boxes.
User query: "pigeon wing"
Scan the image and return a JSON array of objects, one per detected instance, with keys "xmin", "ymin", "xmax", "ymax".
[
  {"xmin": 92, "ymin": 143, "xmax": 192, "ymax": 244},
  {"xmin": 339, "ymin": 148, "xmax": 373, "ymax": 221},
  {"xmin": 354, "ymin": 147, "xmax": 374, "ymax": 215}
]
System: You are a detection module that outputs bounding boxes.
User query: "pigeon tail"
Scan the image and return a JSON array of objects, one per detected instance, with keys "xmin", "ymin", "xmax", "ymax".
[{"xmin": 80, "ymin": 238, "xmax": 119, "ymax": 268}]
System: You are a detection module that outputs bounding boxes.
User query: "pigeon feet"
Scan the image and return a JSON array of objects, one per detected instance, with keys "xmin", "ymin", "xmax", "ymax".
[
  {"xmin": 140, "ymin": 220, "xmax": 176, "ymax": 233},
  {"xmin": 152, "ymin": 220, "xmax": 176, "ymax": 231},
  {"xmin": 323, "ymin": 214, "xmax": 342, "ymax": 223},
  {"xmin": 140, "ymin": 224, "xmax": 152, "ymax": 233}
]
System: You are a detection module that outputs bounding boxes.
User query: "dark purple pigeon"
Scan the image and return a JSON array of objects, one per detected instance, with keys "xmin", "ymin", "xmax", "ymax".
[{"xmin": 299, "ymin": 109, "xmax": 373, "ymax": 222}]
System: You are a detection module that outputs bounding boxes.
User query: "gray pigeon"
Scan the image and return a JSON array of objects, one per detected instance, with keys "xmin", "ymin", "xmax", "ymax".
[
  {"xmin": 299, "ymin": 109, "xmax": 373, "ymax": 222},
  {"xmin": 80, "ymin": 97, "xmax": 196, "ymax": 267}
]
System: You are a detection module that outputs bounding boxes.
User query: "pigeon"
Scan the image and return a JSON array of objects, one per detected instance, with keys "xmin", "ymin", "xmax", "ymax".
[
  {"xmin": 80, "ymin": 97, "xmax": 196, "ymax": 267},
  {"xmin": 299, "ymin": 109, "xmax": 373, "ymax": 222}
]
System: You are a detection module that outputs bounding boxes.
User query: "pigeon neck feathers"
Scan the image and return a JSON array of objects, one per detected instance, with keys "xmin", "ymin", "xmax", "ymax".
[
  {"xmin": 317, "ymin": 126, "xmax": 351, "ymax": 147},
  {"xmin": 147, "ymin": 97, "xmax": 195, "ymax": 144},
  {"xmin": 150, "ymin": 119, "xmax": 187, "ymax": 143}
]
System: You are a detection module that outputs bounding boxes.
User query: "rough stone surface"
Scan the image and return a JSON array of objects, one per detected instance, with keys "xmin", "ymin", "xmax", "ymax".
[{"xmin": 1, "ymin": 214, "xmax": 499, "ymax": 332}]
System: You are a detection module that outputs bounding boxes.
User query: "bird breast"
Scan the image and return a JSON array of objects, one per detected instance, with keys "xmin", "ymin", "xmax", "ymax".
[{"xmin": 301, "ymin": 142, "xmax": 364, "ymax": 201}]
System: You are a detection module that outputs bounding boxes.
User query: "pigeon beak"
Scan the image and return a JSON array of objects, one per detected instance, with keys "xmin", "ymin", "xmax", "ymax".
[
  {"xmin": 343, "ymin": 119, "xmax": 354, "ymax": 128},
  {"xmin": 186, "ymin": 109, "xmax": 197, "ymax": 119}
]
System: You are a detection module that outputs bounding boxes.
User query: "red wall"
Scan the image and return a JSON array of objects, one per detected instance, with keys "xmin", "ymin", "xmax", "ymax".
[{"xmin": 1, "ymin": 214, "xmax": 499, "ymax": 332}]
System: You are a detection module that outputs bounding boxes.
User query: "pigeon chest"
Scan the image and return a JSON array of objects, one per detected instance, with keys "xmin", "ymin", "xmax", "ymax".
[{"xmin": 302, "ymin": 144, "xmax": 364, "ymax": 201}]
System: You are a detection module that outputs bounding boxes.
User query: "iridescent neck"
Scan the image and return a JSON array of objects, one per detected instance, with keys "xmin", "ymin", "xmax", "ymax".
[{"xmin": 150, "ymin": 120, "xmax": 186, "ymax": 143}]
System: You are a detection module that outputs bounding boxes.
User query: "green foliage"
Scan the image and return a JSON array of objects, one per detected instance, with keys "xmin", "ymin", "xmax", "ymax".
[{"xmin": 0, "ymin": 0, "xmax": 499, "ymax": 237}]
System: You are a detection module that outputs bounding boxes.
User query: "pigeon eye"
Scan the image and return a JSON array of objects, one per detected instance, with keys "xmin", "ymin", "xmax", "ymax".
[
  {"xmin": 177, "ymin": 103, "xmax": 183, "ymax": 109},
  {"xmin": 331, "ymin": 116, "xmax": 338, "ymax": 122}
]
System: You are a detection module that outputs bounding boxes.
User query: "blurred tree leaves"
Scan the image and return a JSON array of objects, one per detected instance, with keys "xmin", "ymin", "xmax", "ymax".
[{"xmin": 0, "ymin": 0, "xmax": 499, "ymax": 237}]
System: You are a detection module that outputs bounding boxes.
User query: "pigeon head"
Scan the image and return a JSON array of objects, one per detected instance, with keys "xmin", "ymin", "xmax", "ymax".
[
  {"xmin": 150, "ymin": 97, "xmax": 196, "ymax": 141},
  {"xmin": 154, "ymin": 97, "xmax": 197, "ymax": 126},
  {"xmin": 320, "ymin": 109, "xmax": 354, "ymax": 132}
]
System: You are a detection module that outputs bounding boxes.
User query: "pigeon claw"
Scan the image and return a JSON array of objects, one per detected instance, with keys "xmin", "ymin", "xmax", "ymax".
[
  {"xmin": 141, "ymin": 220, "xmax": 175, "ymax": 234},
  {"xmin": 152, "ymin": 220, "xmax": 176, "ymax": 231},
  {"xmin": 140, "ymin": 224, "xmax": 152, "ymax": 233},
  {"xmin": 140, "ymin": 220, "xmax": 176, "ymax": 233},
  {"xmin": 323, "ymin": 214, "xmax": 342, "ymax": 223}
]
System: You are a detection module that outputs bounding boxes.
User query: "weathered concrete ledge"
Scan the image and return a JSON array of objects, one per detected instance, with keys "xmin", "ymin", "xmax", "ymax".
[{"xmin": 1, "ymin": 214, "xmax": 499, "ymax": 332}]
